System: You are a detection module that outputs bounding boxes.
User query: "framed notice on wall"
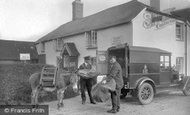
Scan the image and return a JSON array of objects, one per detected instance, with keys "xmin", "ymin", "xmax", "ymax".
[{"xmin": 20, "ymin": 53, "xmax": 30, "ymax": 60}]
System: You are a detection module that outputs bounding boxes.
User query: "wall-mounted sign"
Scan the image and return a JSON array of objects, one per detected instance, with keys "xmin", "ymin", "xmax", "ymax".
[
  {"xmin": 143, "ymin": 11, "xmax": 176, "ymax": 29},
  {"xmin": 112, "ymin": 36, "xmax": 122, "ymax": 46},
  {"xmin": 20, "ymin": 53, "xmax": 30, "ymax": 60},
  {"xmin": 99, "ymin": 55, "xmax": 106, "ymax": 62}
]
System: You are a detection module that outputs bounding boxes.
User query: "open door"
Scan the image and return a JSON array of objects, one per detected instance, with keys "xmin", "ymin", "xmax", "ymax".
[
  {"xmin": 160, "ymin": 55, "xmax": 172, "ymax": 85},
  {"xmin": 96, "ymin": 50, "xmax": 108, "ymax": 75}
]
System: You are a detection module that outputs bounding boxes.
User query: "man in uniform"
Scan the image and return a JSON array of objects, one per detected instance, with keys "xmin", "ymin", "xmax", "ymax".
[
  {"xmin": 107, "ymin": 56, "xmax": 123, "ymax": 113},
  {"xmin": 78, "ymin": 56, "xmax": 96, "ymax": 105}
]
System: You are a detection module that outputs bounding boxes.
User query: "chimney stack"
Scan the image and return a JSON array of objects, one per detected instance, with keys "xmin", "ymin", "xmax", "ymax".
[
  {"xmin": 72, "ymin": 0, "xmax": 83, "ymax": 21},
  {"xmin": 150, "ymin": 0, "xmax": 160, "ymax": 11}
]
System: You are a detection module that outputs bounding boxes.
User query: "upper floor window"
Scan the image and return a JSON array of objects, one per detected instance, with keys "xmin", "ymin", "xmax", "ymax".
[
  {"xmin": 176, "ymin": 22, "xmax": 184, "ymax": 41},
  {"xmin": 41, "ymin": 42, "xmax": 45, "ymax": 53},
  {"xmin": 86, "ymin": 31, "xmax": 97, "ymax": 49},
  {"xmin": 55, "ymin": 38, "xmax": 64, "ymax": 51}
]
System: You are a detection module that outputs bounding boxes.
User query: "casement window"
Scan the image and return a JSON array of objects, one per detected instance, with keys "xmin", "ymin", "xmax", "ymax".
[
  {"xmin": 176, "ymin": 57, "xmax": 184, "ymax": 74},
  {"xmin": 41, "ymin": 42, "xmax": 45, "ymax": 53},
  {"xmin": 160, "ymin": 55, "xmax": 170, "ymax": 68},
  {"xmin": 63, "ymin": 55, "xmax": 70, "ymax": 68},
  {"xmin": 176, "ymin": 22, "xmax": 184, "ymax": 41},
  {"xmin": 55, "ymin": 38, "xmax": 64, "ymax": 51},
  {"xmin": 86, "ymin": 31, "xmax": 97, "ymax": 49}
]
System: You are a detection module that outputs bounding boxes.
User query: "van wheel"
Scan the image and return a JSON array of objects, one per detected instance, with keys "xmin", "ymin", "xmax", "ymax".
[
  {"xmin": 138, "ymin": 83, "xmax": 154, "ymax": 105},
  {"xmin": 183, "ymin": 84, "xmax": 190, "ymax": 96}
]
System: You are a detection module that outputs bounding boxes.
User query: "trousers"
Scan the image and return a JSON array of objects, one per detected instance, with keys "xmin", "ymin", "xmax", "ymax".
[
  {"xmin": 110, "ymin": 87, "xmax": 121, "ymax": 110},
  {"xmin": 80, "ymin": 77, "xmax": 94, "ymax": 102}
]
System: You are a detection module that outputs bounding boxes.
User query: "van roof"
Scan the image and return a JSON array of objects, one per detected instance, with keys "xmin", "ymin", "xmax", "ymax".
[
  {"xmin": 129, "ymin": 46, "xmax": 171, "ymax": 54},
  {"xmin": 108, "ymin": 45, "xmax": 171, "ymax": 54}
]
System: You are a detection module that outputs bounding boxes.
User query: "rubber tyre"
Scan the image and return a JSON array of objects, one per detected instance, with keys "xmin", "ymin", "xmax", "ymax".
[
  {"xmin": 183, "ymin": 84, "xmax": 190, "ymax": 96},
  {"xmin": 137, "ymin": 83, "xmax": 154, "ymax": 105}
]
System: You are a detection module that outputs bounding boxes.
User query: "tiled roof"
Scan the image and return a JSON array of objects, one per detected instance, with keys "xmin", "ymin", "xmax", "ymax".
[
  {"xmin": 171, "ymin": 8, "xmax": 190, "ymax": 23},
  {"xmin": 36, "ymin": 0, "xmax": 146, "ymax": 43},
  {"xmin": 0, "ymin": 39, "xmax": 38, "ymax": 60},
  {"xmin": 61, "ymin": 43, "xmax": 80, "ymax": 56}
]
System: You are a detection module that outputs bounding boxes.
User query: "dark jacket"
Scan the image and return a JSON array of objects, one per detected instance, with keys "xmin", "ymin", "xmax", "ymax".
[{"xmin": 108, "ymin": 61, "xmax": 124, "ymax": 89}]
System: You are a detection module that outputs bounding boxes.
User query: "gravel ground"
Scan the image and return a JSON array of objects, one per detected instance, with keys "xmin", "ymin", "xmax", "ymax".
[{"xmin": 45, "ymin": 89, "xmax": 190, "ymax": 115}]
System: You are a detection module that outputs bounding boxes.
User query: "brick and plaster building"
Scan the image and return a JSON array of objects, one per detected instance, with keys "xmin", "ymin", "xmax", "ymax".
[{"xmin": 35, "ymin": 0, "xmax": 190, "ymax": 75}]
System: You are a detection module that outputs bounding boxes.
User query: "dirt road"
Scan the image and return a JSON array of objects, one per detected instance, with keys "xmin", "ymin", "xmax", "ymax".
[{"xmin": 46, "ymin": 89, "xmax": 190, "ymax": 115}]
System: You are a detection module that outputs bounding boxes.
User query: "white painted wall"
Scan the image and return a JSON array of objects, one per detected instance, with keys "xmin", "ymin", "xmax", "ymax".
[
  {"xmin": 36, "ymin": 23, "xmax": 133, "ymax": 67},
  {"xmin": 97, "ymin": 23, "xmax": 133, "ymax": 51},
  {"xmin": 133, "ymin": 9, "xmax": 185, "ymax": 72},
  {"xmin": 63, "ymin": 34, "xmax": 96, "ymax": 66},
  {"xmin": 138, "ymin": 0, "xmax": 190, "ymax": 11}
]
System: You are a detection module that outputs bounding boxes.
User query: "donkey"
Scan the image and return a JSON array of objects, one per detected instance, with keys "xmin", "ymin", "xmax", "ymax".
[{"xmin": 29, "ymin": 65, "xmax": 79, "ymax": 109}]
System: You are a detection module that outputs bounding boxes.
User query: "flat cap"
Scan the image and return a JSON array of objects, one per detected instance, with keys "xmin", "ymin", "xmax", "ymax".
[{"xmin": 84, "ymin": 56, "xmax": 91, "ymax": 60}]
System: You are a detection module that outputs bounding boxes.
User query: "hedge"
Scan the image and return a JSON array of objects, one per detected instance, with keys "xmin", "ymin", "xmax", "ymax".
[{"xmin": 0, "ymin": 63, "xmax": 78, "ymax": 105}]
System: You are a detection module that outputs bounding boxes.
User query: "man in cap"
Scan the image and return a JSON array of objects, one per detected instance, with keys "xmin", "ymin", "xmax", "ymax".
[
  {"xmin": 107, "ymin": 56, "xmax": 123, "ymax": 113},
  {"xmin": 78, "ymin": 56, "xmax": 96, "ymax": 104}
]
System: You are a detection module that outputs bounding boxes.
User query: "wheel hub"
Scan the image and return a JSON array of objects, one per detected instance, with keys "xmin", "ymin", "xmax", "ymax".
[{"xmin": 141, "ymin": 87, "xmax": 151, "ymax": 100}]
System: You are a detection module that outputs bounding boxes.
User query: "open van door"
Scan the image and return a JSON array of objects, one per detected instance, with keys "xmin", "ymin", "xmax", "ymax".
[{"xmin": 96, "ymin": 50, "xmax": 108, "ymax": 75}]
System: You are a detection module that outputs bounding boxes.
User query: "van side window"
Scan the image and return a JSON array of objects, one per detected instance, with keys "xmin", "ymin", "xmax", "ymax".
[{"xmin": 160, "ymin": 56, "xmax": 170, "ymax": 70}]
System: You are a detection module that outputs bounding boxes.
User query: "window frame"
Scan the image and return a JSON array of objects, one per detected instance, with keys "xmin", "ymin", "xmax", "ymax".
[
  {"xmin": 55, "ymin": 38, "xmax": 64, "ymax": 52},
  {"xmin": 86, "ymin": 30, "xmax": 97, "ymax": 49},
  {"xmin": 176, "ymin": 22, "xmax": 184, "ymax": 41},
  {"xmin": 160, "ymin": 55, "xmax": 170, "ymax": 70},
  {"xmin": 176, "ymin": 57, "xmax": 184, "ymax": 74}
]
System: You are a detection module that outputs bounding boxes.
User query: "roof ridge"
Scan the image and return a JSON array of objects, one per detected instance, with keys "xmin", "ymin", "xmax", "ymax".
[
  {"xmin": 0, "ymin": 39, "xmax": 34, "ymax": 43},
  {"xmin": 36, "ymin": 0, "xmax": 146, "ymax": 43},
  {"xmin": 58, "ymin": 0, "xmax": 141, "ymax": 25},
  {"xmin": 37, "ymin": 1, "xmax": 141, "ymax": 40}
]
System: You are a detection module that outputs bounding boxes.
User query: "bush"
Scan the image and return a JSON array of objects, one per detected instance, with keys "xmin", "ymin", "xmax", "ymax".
[
  {"xmin": 0, "ymin": 63, "xmax": 79, "ymax": 105},
  {"xmin": 0, "ymin": 63, "xmax": 44, "ymax": 105}
]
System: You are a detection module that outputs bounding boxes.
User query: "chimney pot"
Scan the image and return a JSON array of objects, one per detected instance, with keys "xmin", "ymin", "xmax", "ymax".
[{"xmin": 72, "ymin": 0, "xmax": 83, "ymax": 21}]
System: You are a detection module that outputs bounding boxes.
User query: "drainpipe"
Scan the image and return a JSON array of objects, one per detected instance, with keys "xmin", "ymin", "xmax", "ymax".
[
  {"xmin": 184, "ymin": 21, "xmax": 189, "ymax": 76},
  {"xmin": 185, "ymin": 24, "xmax": 187, "ymax": 76}
]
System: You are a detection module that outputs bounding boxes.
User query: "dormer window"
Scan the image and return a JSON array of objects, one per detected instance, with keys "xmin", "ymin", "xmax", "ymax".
[{"xmin": 86, "ymin": 31, "xmax": 97, "ymax": 49}]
